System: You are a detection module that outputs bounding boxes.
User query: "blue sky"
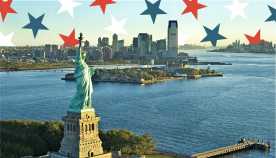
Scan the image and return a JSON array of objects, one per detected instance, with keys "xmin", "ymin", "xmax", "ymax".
[{"xmin": 0, "ymin": 0, "xmax": 275, "ymax": 46}]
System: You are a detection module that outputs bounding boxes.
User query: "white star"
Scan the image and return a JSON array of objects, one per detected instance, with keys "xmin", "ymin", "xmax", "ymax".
[
  {"xmin": 225, "ymin": 0, "xmax": 248, "ymax": 20},
  {"xmin": 105, "ymin": 15, "xmax": 127, "ymax": 35},
  {"xmin": 0, "ymin": 32, "xmax": 14, "ymax": 46},
  {"xmin": 57, "ymin": 0, "xmax": 81, "ymax": 17}
]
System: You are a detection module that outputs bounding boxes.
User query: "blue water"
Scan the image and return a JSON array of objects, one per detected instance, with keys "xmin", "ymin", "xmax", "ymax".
[{"xmin": 0, "ymin": 51, "xmax": 275, "ymax": 158}]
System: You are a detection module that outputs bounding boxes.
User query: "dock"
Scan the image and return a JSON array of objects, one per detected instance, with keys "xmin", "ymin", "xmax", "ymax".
[{"xmin": 191, "ymin": 138, "xmax": 270, "ymax": 158}]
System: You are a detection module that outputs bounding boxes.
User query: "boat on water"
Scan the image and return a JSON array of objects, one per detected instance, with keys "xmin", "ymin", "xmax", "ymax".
[
  {"xmin": 174, "ymin": 73, "xmax": 188, "ymax": 77},
  {"xmin": 61, "ymin": 73, "xmax": 75, "ymax": 81}
]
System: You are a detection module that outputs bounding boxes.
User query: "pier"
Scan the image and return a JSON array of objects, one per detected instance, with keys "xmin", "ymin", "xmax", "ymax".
[{"xmin": 191, "ymin": 138, "xmax": 270, "ymax": 158}]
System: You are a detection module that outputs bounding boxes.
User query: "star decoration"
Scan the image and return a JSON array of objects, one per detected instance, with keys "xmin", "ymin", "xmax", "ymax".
[
  {"xmin": 141, "ymin": 0, "xmax": 167, "ymax": 24},
  {"xmin": 59, "ymin": 29, "xmax": 79, "ymax": 47},
  {"xmin": 265, "ymin": 5, "xmax": 276, "ymax": 22},
  {"xmin": 105, "ymin": 15, "xmax": 127, "ymax": 35},
  {"xmin": 245, "ymin": 30, "xmax": 262, "ymax": 45},
  {"xmin": 57, "ymin": 0, "xmax": 81, "ymax": 17},
  {"xmin": 22, "ymin": 13, "xmax": 49, "ymax": 38},
  {"xmin": 90, "ymin": 0, "xmax": 116, "ymax": 14},
  {"xmin": 0, "ymin": 0, "xmax": 16, "ymax": 22},
  {"xmin": 225, "ymin": 0, "xmax": 248, "ymax": 20},
  {"xmin": 182, "ymin": 0, "xmax": 207, "ymax": 19},
  {"xmin": 201, "ymin": 24, "xmax": 227, "ymax": 47},
  {"xmin": 0, "ymin": 32, "xmax": 14, "ymax": 46}
]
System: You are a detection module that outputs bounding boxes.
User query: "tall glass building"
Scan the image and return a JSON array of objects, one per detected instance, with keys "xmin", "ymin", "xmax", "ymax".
[{"xmin": 167, "ymin": 20, "xmax": 178, "ymax": 58}]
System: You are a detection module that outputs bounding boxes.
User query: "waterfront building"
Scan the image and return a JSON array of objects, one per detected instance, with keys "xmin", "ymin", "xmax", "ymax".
[
  {"xmin": 97, "ymin": 38, "xmax": 102, "ymax": 48},
  {"xmin": 65, "ymin": 48, "xmax": 77, "ymax": 59},
  {"xmin": 138, "ymin": 33, "xmax": 152, "ymax": 57},
  {"xmin": 117, "ymin": 40, "xmax": 124, "ymax": 51},
  {"xmin": 151, "ymin": 41, "xmax": 157, "ymax": 56},
  {"xmin": 84, "ymin": 40, "xmax": 90, "ymax": 49},
  {"xmin": 156, "ymin": 39, "xmax": 166, "ymax": 57},
  {"xmin": 44, "ymin": 44, "xmax": 59, "ymax": 60},
  {"xmin": 32, "ymin": 48, "xmax": 45, "ymax": 60},
  {"xmin": 225, "ymin": 40, "xmax": 276, "ymax": 54},
  {"xmin": 102, "ymin": 37, "xmax": 109, "ymax": 47},
  {"xmin": 167, "ymin": 20, "xmax": 178, "ymax": 58},
  {"xmin": 157, "ymin": 39, "xmax": 166, "ymax": 51},
  {"xmin": 233, "ymin": 40, "xmax": 241, "ymax": 48},
  {"xmin": 132, "ymin": 37, "xmax": 138, "ymax": 53},
  {"xmin": 45, "ymin": 44, "xmax": 58, "ymax": 53},
  {"xmin": 102, "ymin": 46, "xmax": 113, "ymax": 60},
  {"xmin": 89, "ymin": 48, "xmax": 103, "ymax": 61},
  {"xmin": 112, "ymin": 34, "xmax": 118, "ymax": 53}
]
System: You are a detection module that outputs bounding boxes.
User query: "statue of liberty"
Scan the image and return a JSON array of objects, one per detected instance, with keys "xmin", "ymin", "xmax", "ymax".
[{"xmin": 69, "ymin": 33, "xmax": 95, "ymax": 112}]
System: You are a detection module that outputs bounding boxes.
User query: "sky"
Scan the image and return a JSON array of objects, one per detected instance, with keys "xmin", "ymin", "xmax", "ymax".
[{"xmin": 0, "ymin": 0, "xmax": 276, "ymax": 47}]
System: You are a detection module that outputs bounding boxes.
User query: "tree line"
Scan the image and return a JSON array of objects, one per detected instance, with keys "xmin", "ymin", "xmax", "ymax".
[{"xmin": 0, "ymin": 120, "xmax": 155, "ymax": 158}]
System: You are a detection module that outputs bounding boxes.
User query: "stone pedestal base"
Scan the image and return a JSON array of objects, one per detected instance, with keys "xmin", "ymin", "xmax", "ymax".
[{"xmin": 51, "ymin": 109, "xmax": 106, "ymax": 158}]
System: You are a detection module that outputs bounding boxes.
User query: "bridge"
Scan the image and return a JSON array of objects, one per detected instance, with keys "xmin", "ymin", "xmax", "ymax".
[{"xmin": 191, "ymin": 138, "xmax": 270, "ymax": 158}]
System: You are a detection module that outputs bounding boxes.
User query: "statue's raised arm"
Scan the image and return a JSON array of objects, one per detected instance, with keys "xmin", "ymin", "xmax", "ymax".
[{"xmin": 75, "ymin": 33, "xmax": 84, "ymax": 63}]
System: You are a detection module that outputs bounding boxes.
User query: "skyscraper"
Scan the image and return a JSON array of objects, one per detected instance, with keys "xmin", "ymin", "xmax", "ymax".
[
  {"xmin": 102, "ymin": 46, "xmax": 112, "ymax": 60},
  {"xmin": 157, "ymin": 39, "xmax": 166, "ymax": 52},
  {"xmin": 102, "ymin": 37, "xmax": 109, "ymax": 47},
  {"xmin": 151, "ymin": 41, "xmax": 158, "ymax": 56},
  {"xmin": 97, "ymin": 37, "xmax": 102, "ymax": 48},
  {"xmin": 112, "ymin": 34, "xmax": 118, "ymax": 53},
  {"xmin": 132, "ymin": 37, "xmax": 138, "ymax": 53},
  {"xmin": 84, "ymin": 40, "xmax": 90, "ymax": 50},
  {"xmin": 117, "ymin": 40, "xmax": 124, "ymax": 51},
  {"xmin": 138, "ymin": 33, "xmax": 152, "ymax": 57},
  {"xmin": 44, "ymin": 44, "xmax": 58, "ymax": 60},
  {"xmin": 168, "ymin": 20, "xmax": 178, "ymax": 58}
]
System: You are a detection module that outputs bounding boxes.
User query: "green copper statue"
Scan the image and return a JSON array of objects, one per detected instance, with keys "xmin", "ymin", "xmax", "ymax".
[{"xmin": 69, "ymin": 33, "xmax": 95, "ymax": 112}]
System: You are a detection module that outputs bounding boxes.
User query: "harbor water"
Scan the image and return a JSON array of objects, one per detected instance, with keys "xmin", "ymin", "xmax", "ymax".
[{"xmin": 0, "ymin": 51, "xmax": 275, "ymax": 158}]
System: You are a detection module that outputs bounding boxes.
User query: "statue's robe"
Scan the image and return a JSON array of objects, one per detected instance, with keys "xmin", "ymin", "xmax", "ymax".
[{"xmin": 69, "ymin": 48, "xmax": 95, "ymax": 112}]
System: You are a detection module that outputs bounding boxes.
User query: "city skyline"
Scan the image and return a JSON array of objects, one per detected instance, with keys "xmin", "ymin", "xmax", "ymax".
[{"xmin": 0, "ymin": 0, "xmax": 275, "ymax": 46}]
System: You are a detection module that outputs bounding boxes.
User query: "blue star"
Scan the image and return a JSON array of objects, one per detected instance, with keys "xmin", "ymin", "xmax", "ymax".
[
  {"xmin": 201, "ymin": 24, "xmax": 226, "ymax": 47},
  {"xmin": 23, "ymin": 13, "xmax": 48, "ymax": 38},
  {"xmin": 265, "ymin": 5, "xmax": 276, "ymax": 22},
  {"xmin": 141, "ymin": 0, "xmax": 167, "ymax": 24}
]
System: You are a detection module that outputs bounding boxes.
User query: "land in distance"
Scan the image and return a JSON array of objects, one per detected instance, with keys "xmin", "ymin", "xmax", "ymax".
[{"xmin": 62, "ymin": 67, "xmax": 223, "ymax": 84}]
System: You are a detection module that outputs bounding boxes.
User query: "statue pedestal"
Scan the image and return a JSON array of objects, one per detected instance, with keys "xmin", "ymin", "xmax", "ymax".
[{"xmin": 50, "ymin": 109, "xmax": 112, "ymax": 158}]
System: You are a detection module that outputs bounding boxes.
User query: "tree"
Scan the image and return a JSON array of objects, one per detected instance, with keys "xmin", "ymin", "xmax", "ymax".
[{"xmin": 1, "ymin": 121, "xmax": 155, "ymax": 157}]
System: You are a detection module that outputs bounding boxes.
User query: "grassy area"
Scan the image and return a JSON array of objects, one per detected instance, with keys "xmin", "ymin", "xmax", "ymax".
[{"xmin": 95, "ymin": 68, "xmax": 172, "ymax": 83}]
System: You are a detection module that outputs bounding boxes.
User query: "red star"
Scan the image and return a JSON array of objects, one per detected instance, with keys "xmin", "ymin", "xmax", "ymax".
[
  {"xmin": 245, "ymin": 30, "xmax": 263, "ymax": 45},
  {"xmin": 90, "ymin": 0, "xmax": 116, "ymax": 14},
  {"xmin": 182, "ymin": 0, "xmax": 207, "ymax": 19},
  {"xmin": 59, "ymin": 29, "xmax": 79, "ymax": 48},
  {"xmin": 0, "ymin": 0, "xmax": 16, "ymax": 22}
]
